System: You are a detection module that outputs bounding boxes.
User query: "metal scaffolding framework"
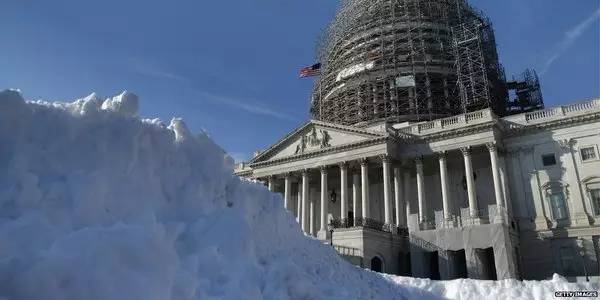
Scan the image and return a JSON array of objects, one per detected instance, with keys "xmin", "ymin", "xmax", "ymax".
[
  {"xmin": 310, "ymin": 0, "xmax": 542, "ymax": 126},
  {"xmin": 506, "ymin": 69, "xmax": 545, "ymax": 114}
]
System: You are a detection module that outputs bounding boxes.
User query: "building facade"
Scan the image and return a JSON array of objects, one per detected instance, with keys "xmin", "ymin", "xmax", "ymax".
[{"xmin": 235, "ymin": 99, "xmax": 600, "ymax": 281}]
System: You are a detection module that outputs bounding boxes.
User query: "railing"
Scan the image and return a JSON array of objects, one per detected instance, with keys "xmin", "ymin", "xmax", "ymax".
[
  {"xmin": 333, "ymin": 245, "xmax": 363, "ymax": 257},
  {"xmin": 395, "ymin": 99, "xmax": 600, "ymax": 136},
  {"xmin": 465, "ymin": 110, "xmax": 485, "ymax": 122},
  {"xmin": 408, "ymin": 205, "xmax": 515, "ymax": 231},
  {"xmin": 459, "ymin": 208, "xmax": 489, "ymax": 226},
  {"xmin": 487, "ymin": 205, "xmax": 516, "ymax": 228},
  {"xmin": 395, "ymin": 108, "xmax": 493, "ymax": 136},
  {"xmin": 329, "ymin": 217, "xmax": 394, "ymax": 233},
  {"xmin": 563, "ymin": 101, "xmax": 597, "ymax": 113},
  {"xmin": 409, "ymin": 235, "xmax": 447, "ymax": 257},
  {"xmin": 329, "ymin": 218, "xmax": 353, "ymax": 229},
  {"xmin": 525, "ymin": 109, "xmax": 555, "ymax": 122},
  {"xmin": 418, "ymin": 122, "xmax": 435, "ymax": 132},
  {"xmin": 441, "ymin": 115, "xmax": 460, "ymax": 127},
  {"xmin": 506, "ymin": 98, "xmax": 600, "ymax": 126}
]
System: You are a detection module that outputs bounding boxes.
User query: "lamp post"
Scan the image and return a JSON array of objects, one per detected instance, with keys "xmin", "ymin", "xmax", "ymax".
[
  {"xmin": 327, "ymin": 221, "xmax": 334, "ymax": 246},
  {"xmin": 577, "ymin": 238, "xmax": 589, "ymax": 282}
]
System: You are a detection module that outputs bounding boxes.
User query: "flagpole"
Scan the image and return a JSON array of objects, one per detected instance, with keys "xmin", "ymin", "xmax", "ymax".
[{"xmin": 319, "ymin": 74, "xmax": 323, "ymax": 120}]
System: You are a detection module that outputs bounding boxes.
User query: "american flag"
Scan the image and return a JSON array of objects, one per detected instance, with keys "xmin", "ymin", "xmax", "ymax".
[{"xmin": 299, "ymin": 63, "xmax": 321, "ymax": 78}]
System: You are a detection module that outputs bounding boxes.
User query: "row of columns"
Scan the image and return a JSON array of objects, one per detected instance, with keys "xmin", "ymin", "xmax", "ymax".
[
  {"xmin": 413, "ymin": 143, "xmax": 506, "ymax": 228},
  {"xmin": 269, "ymin": 156, "xmax": 398, "ymax": 236},
  {"xmin": 268, "ymin": 142, "xmax": 507, "ymax": 234}
]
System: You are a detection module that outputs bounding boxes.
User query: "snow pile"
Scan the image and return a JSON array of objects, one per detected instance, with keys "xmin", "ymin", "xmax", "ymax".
[
  {"xmin": 0, "ymin": 89, "xmax": 596, "ymax": 300},
  {"xmin": 387, "ymin": 274, "xmax": 598, "ymax": 300}
]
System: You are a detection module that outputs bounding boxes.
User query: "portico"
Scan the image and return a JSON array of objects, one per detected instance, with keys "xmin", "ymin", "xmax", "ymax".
[{"xmin": 262, "ymin": 142, "xmax": 510, "ymax": 234}]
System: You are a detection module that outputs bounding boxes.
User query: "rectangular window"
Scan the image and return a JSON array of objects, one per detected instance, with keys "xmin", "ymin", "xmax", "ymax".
[
  {"xmin": 542, "ymin": 154, "xmax": 557, "ymax": 166},
  {"xmin": 549, "ymin": 192, "xmax": 568, "ymax": 220},
  {"xmin": 580, "ymin": 146, "xmax": 598, "ymax": 162},
  {"xmin": 591, "ymin": 189, "xmax": 600, "ymax": 216}
]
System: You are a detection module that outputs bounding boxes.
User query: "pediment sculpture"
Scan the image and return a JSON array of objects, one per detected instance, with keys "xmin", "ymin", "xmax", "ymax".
[{"xmin": 294, "ymin": 128, "xmax": 331, "ymax": 154}]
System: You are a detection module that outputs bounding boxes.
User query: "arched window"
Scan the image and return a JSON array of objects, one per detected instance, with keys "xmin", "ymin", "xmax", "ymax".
[
  {"xmin": 542, "ymin": 182, "xmax": 569, "ymax": 221},
  {"xmin": 370, "ymin": 256, "xmax": 384, "ymax": 273}
]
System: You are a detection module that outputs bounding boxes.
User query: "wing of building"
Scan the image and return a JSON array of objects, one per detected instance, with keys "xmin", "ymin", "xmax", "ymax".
[{"xmin": 236, "ymin": 100, "xmax": 600, "ymax": 281}]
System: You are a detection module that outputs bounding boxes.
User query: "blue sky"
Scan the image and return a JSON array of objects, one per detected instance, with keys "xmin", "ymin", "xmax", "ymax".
[{"xmin": 1, "ymin": 0, "xmax": 599, "ymax": 162}]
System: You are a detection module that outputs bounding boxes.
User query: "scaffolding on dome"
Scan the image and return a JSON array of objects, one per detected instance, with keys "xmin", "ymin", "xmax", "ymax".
[
  {"xmin": 311, "ymin": 0, "xmax": 539, "ymax": 126},
  {"xmin": 505, "ymin": 69, "xmax": 545, "ymax": 114}
]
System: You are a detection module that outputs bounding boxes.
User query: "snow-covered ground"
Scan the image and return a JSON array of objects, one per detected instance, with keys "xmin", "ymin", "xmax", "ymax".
[{"xmin": 0, "ymin": 89, "xmax": 597, "ymax": 300}]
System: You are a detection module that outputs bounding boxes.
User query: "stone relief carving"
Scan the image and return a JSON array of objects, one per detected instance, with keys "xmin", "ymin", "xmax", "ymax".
[{"xmin": 294, "ymin": 127, "xmax": 332, "ymax": 154}]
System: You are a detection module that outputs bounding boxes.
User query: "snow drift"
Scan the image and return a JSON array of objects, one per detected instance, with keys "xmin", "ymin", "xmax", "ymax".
[{"xmin": 0, "ymin": 89, "xmax": 596, "ymax": 300}]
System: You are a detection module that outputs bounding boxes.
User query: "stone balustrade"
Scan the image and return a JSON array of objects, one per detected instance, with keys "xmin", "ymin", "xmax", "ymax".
[
  {"xmin": 333, "ymin": 244, "xmax": 363, "ymax": 257},
  {"xmin": 504, "ymin": 98, "xmax": 600, "ymax": 127},
  {"xmin": 396, "ymin": 109, "xmax": 493, "ymax": 135},
  {"xmin": 395, "ymin": 98, "xmax": 600, "ymax": 136}
]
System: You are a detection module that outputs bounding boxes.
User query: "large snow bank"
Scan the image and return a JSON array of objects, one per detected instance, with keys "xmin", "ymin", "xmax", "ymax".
[{"xmin": 0, "ymin": 89, "xmax": 596, "ymax": 300}]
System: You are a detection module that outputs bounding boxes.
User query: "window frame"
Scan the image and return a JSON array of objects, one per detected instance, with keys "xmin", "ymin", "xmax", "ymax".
[
  {"xmin": 583, "ymin": 176, "xmax": 600, "ymax": 217},
  {"xmin": 579, "ymin": 144, "xmax": 599, "ymax": 163},
  {"xmin": 590, "ymin": 188, "xmax": 600, "ymax": 216},
  {"xmin": 541, "ymin": 153, "xmax": 557, "ymax": 167},
  {"xmin": 542, "ymin": 182, "xmax": 570, "ymax": 222}
]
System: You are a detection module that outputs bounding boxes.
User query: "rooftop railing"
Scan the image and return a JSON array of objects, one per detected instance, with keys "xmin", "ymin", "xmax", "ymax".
[
  {"xmin": 329, "ymin": 217, "xmax": 405, "ymax": 235},
  {"xmin": 396, "ymin": 98, "xmax": 600, "ymax": 136},
  {"xmin": 504, "ymin": 98, "xmax": 600, "ymax": 127},
  {"xmin": 396, "ymin": 109, "xmax": 494, "ymax": 136}
]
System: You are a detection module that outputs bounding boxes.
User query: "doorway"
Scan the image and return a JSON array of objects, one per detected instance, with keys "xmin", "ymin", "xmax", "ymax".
[
  {"xmin": 398, "ymin": 252, "xmax": 412, "ymax": 276},
  {"xmin": 371, "ymin": 256, "xmax": 384, "ymax": 273},
  {"xmin": 424, "ymin": 251, "xmax": 440, "ymax": 280},
  {"xmin": 476, "ymin": 247, "xmax": 497, "ymax": 280},
  {"xmin": 449, "ymin": 249, "xmax": 468, "ymax": 279}
]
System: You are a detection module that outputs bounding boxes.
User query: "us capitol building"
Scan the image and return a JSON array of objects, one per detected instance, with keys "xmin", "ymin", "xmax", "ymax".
[{"xmin": 235, "ymin": 0, "xmax": 600, "ymax": 282}]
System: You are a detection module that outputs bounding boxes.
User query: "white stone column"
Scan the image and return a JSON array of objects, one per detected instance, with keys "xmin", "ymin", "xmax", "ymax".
[
  {"xmin": 415, "ymin": 156, "xmax": 427, "ymax": 225},
  {"xmin": 438, "ymin": 151, "xmax": 454, "ymax": 227},
  {"xmin": 268, "ymin": 176, "xmax": 275, "ymax": 192},
  {"xmin": 403, "ymin": 170, "xmax": 412, "ymax": 228},
  {"xmin": 310, "ymin": 195, "xmax": 315, "ymax": 236},
  {"xmin": 319, "ymin": 166, "xmax": 329, "ymax": 236},
  {"xmin": 284, "ymin": 174, "xmax": 291, "ymax": 211},
  {"xmin": 461, "ymin": 147, "xmax": 481, "ymax": 224},
  {"xmin": 339, "ymin": 162, "xmax": 348, "ymax": 222},
  {"xmin": 394, "ymin": 166, "xmax": 405, "ymax": 228},
  {"xmin": 499, "ymin": 156, "xmax": 511, "ymax": 210},
  {"xmin": 352, "ymin": 172, "xmax": 361, "ymax": 223},
  {"xmin": 487, "ymin": 143, "xmax": 505, "ymax": 223},
  {"xmin": 296, "ymin": 182, "xmax": 302, "ymax": 224},
  {"xmin": 360, "ymin": 158, "xmax": 370, "ymax": 220},
  {"xmin": 301, "ymin": 170, "xmax": 309, "ymax": 232},
  {"xmin": 381, "ymin": 155, "xmax": 393, "ymax": 225}
]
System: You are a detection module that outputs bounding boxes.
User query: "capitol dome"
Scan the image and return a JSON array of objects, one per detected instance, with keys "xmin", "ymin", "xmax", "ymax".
[{"xmin": 311, "ymin": 0, "xmax": 507, "ymax": 126}]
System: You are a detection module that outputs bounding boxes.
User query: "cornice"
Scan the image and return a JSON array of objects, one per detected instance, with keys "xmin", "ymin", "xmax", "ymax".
[
  {"xmin": 250, "ymin": 119, "xmax": 385, "ymax": 164},
  {"xmin": 249, "ymin": 136, "xmax": 388, "ymax": 168}
]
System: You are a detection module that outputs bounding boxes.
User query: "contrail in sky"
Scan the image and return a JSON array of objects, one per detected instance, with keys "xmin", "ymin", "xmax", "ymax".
[{"xmin": 541, "ymin": 8, "xmax": 600, "ymax": 75}]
